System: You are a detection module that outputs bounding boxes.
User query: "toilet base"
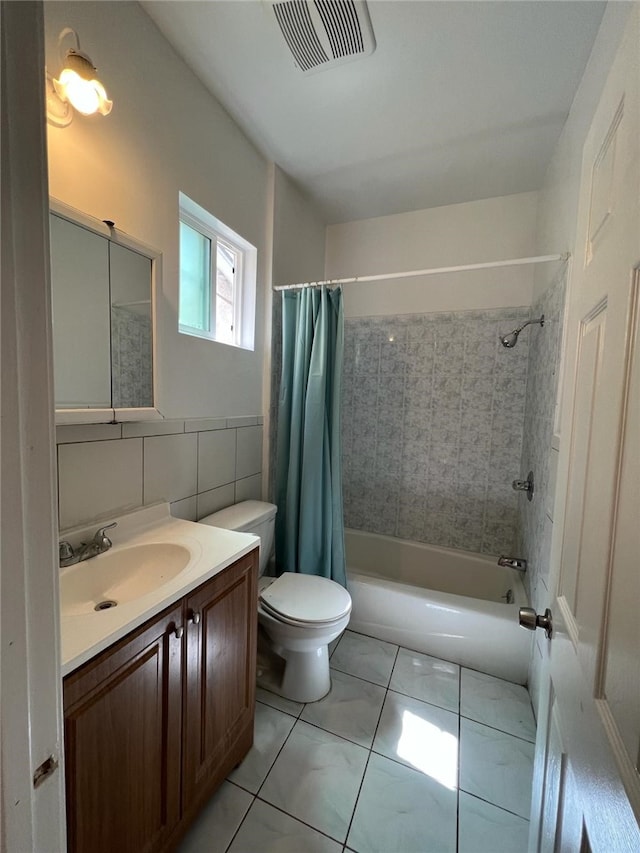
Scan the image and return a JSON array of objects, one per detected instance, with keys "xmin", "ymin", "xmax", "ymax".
[
  {"xmin": 280, "ymin": 645, "xmax": 331, "ymax": 703},
  {"xmin": 256, "ymin": 629, "xmax": 332, "ymax": 703}
]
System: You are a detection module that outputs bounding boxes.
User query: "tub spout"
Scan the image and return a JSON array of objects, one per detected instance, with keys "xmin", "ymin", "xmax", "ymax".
[{"xmin": 498, "ymin": 555, "xmax": 527, "ymax": 572}]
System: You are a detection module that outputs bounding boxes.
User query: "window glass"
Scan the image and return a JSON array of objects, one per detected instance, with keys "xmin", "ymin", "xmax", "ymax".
[{"xmin": 179, "ymin": 221, "xmax": 211, "ymax": 332}]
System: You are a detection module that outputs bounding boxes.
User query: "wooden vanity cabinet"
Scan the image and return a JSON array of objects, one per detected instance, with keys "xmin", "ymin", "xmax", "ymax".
[
  {"xmin": 63, "ymin": 549, "xmax": 258, "ymax": 853},
  {"xmin": 181, "ymin": 550, "xmax": 257, "ymax": 819},
  {"xmin": 63, "ymin": 601, "xmax": 184, "ymax": 853}
]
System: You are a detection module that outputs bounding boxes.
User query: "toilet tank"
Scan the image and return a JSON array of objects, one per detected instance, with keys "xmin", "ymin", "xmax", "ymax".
[{"xmin": 199, "ymin": 500, "xmax": 277, "ymax": 576}]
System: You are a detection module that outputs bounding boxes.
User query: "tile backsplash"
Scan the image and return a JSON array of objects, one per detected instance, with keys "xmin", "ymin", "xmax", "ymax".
[
  {"xmin": 341, "ymin": 308, "xmax": 531, "ymax": 555},
  {"xmin": 56, "ymin": 416, "xmax": 263, "ymax": 531},
  {"xmin": 517, "ymin": 270, "xmax": 566, "ymax": 611}
]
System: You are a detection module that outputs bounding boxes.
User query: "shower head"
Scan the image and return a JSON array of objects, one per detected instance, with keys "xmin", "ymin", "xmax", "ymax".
[
  {"xmin": 500, "ymin": 329, "xmax": 520, "ymax": 348},
  {"xmin": 500, "ymin": 315, "xmax": 544, "ymax": 348}
]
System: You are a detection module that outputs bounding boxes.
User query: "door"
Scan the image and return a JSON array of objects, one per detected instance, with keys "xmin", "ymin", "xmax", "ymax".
[
  {"xmin": 529, "ymin": 8, "xmax": 640, "ymax": 851},
  {"xmin": 182, "ymin": 550, "xmax": 258, "ymax": 814},
  {"xmin": 63, "ymin": 603, "xmax": 183, "ymax": 853},
  {"xmin": 1, "ymin": 3, "xmax": 66, "ymax": 849}
]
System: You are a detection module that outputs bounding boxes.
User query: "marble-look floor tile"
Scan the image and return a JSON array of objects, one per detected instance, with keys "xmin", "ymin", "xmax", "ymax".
[
  {"xmin": 458, "ymin": 791, "xmax": 530, "ymax": 853},
  {"xmin": 228, "ymin": 799, "xmax": 342, "ymax": 853},
  {"xmin": 461, "ymin": 668, "xmax": 536, "ymax": 742},
  {"xmin": 330, "ymin": 631, "xmax": 398, "ymax": 687},
  {"xmin": 390, "ymin": 648, "xmax": 460, "ymax": 712},
  {"xmin": 228, "ymin": 703, "xmax": 296, "ymax": 793},
  {"xmin": 259, "ymin": 720, "xmax": 368, "ymax": 842},
  {"xmin": 256, "ymin": 687, "xmax": 304, "ymax": 718},
  {"xmin": 177, "ymin": 781, "xmax": 252, "ymax": 853},
  {"xmin": 347, "ymin": 752, "xmax": 457, "ymax": 853},
  {"xmin": 460, "ymin": 718, "xmax": 535, "ymax": 819},
  {"xmin": 372, "ymin": 690, "xmax": 459, "ymax": 789},
  {"xmin": 328, "ymin": 632, "xmax": 345, "ymax": 658},
  {"xmin": 301, "ymin": 669, "xmax": 386, "ymax": 748}
]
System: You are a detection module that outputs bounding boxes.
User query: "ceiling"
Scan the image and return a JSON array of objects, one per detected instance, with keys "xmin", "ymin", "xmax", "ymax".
[{"xmin": 141, "ymin": 1, "xmax": 606, "ymax": 224}]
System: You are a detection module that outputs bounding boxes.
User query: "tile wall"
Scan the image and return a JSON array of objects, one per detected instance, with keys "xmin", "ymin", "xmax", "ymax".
[
  {"xmin": 56, "ymin": 416, "xmax": 263, "ymax": 531},
  {"xmin": 517, "ymin": 270, "xmax": 566, "ymax": 704},
  {"xmin": 341, "ymin": 307, "xmax": 532, "ymax": 555}
]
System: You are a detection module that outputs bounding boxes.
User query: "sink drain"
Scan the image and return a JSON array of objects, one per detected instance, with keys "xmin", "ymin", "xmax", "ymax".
[{"xmin": 95, "ymin": 600, "xmax": 118, "ymax": 611}]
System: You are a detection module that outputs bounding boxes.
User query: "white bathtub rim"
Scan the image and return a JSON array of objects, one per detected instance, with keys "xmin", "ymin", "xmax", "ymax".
[
  {"xmin": 347, "ymin": 568, "xmax": 528, "ymax": 611},
  {"xmin": 345, "ymin": 528, "xmax": 528, "ymax": 605},
  {"xmin": 345, "ymin": 527, "xmax": 499, "ymax": 565},
  {"xmin": 346, "ymin": 570, "xmax": 531, "ymax": 684}
]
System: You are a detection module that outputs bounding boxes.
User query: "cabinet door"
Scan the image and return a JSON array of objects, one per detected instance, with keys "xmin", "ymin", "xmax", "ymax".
[
  {"xmin": 63, "ymin": 603, "xmax": 183, "ymax": 853},
  {"xmin": 182, "ymin": 550, "xmax": 258, "ymax": 812}
]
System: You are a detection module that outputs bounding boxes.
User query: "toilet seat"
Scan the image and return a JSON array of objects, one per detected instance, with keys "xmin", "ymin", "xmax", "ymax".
[{"xmin": 259, "ymin": 572, "xmax": 351, "ymax": 627}]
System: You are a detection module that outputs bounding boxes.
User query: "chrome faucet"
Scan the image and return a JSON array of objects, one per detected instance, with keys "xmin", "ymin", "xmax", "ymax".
[
  {"xmin": 498, "ymin": 555, "xmax": 527, "ymax": 572},
  {"xmin": 59, "ymin": 522, "xmax": 117, "ymax": 567}
]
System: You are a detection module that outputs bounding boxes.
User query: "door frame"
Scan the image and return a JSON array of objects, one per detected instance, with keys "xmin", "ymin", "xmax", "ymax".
[{"xmin": 1, "ymin": 1, "xmax": 66, "ymax": 849}]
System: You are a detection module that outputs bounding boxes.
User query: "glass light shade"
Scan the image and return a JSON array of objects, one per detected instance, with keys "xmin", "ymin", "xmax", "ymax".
[{"xmin": 53, "ymin": 68, "xmax": 113, "ymax": 117}]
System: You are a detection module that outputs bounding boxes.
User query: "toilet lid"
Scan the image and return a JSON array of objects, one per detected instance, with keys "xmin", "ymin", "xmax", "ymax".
[{"xmin": 259, "ymin": 572, "xmax": 351, "ymax": 624}]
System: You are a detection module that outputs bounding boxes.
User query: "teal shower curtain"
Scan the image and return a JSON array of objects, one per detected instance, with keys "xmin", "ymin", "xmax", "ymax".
[{"xmin": 275, "ymin": 286, "xmax": 346, "ymax": 587}]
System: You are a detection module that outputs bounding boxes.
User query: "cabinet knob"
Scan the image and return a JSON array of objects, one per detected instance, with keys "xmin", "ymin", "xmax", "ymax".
[
  {"xmin": 189, "ymin": 611, "xmax": 201, "ymax": 625},
  {"xmin": 174, "ymin": 626, "xmax": 184, "ymax": 639}
]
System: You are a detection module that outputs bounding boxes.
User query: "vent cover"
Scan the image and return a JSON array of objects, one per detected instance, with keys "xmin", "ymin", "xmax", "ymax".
[{"xmin": 267, "ymin": 0, "xmax": 376, "ymax": 74}]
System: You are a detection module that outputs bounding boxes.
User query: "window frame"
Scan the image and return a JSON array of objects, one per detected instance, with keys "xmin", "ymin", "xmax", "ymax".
[
  {"xmin": 215, "ymin": 235, "xmax": 241, "ymax": 346},
  {"xmin": 178, "ymin": 193, "xmax": 256, "ymax": 350}
]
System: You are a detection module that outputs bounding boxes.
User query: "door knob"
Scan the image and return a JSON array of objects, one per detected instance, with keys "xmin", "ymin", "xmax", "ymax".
[{"xmin": 519, "ymin": 607, "xmax": 553, "ymax": 639}]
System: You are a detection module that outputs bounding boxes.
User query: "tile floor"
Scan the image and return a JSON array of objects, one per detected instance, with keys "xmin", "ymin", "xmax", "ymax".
[{"xmin": 179, "ymin": 630, "xmax": 536, "ymax": 853}]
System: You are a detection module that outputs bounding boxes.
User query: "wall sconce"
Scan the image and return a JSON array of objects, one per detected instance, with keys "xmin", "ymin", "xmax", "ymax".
[{"xmin": 46, "ymin": 28, "xmax": 113, "ymax": 127}]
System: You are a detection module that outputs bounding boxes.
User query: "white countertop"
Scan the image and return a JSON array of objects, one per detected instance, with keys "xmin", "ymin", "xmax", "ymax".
[{"xmin": 60, "ymin": 504, "xmax": 259, "ymax": 676}]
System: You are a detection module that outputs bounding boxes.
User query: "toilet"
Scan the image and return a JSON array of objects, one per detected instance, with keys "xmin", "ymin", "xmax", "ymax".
[{"xmin": 199, "ymin": 500, "xmax": 351, "ymax": 703}]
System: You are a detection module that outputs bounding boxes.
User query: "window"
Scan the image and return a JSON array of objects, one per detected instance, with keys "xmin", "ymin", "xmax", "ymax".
[{"xmin": 178, "ymin": 193, "xmax": 256, "ymax": 349}]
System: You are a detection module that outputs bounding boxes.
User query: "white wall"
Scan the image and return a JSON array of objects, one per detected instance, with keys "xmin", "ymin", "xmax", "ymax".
[
  {"xmin": 266, "ymin": 167, "xmax": 328, "ymax": 497},
  {"xmin": 325, "ymin": 191, "xmax": 539, "ymax": 317},
  {"xmin": 273, "ymin": 166, "xmax": 327, "ymax": 287},
  {"xmin": 45, "ymin": 1, "xmax": 269, "ymax": 419}
]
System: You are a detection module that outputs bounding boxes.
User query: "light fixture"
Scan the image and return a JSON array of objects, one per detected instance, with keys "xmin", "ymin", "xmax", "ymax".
[{"xmin": 46, "ymin": 28, "xmax": 112, "ymax": 127}]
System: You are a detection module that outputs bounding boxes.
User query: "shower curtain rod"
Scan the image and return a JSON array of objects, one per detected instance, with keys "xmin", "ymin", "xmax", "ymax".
[{"xmin": 273, "ymin": 253, "xmax": 569, "ymax": 291}]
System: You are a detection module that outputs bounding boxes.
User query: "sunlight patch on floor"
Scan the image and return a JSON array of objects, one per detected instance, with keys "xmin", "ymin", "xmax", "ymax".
[{"xmin": 397, "ymin": 710, "xmax": 458, "ymax": 790}]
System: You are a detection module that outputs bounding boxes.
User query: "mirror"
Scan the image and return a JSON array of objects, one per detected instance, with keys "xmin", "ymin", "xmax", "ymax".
[{"xmin": 49, "ymin": 201, "xmax": 159, "ymax": 423}]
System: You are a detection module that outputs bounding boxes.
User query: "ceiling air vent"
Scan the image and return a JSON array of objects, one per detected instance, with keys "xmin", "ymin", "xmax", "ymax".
[{"xmin": 267, "ymin": 0, "xmax": 376, "ymax": 74}]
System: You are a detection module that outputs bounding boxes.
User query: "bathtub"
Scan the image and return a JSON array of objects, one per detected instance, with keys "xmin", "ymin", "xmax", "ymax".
[{"xmin": 345, "ymin": 529, "xmax": 532, "ymax": 684}]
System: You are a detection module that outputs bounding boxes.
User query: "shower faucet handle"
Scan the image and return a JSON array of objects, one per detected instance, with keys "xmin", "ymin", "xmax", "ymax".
[
  {"xmin": 498, "ymin": 555, "xmax": 527, "ymax": 572},
  {"xmin": 512, "ymin": 470, "xmax": 534, "ymax": 501}
]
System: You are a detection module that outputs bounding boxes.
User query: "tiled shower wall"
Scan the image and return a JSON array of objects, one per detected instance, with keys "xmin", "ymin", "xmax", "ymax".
[
  {"xmin": 56, "ymin": 416, "xmax": 263, "ymax": 531},
  {"xmin": 341, "ymin": 308, "xmax": 532, "ymax": 555},
  {"xmin": 518, "ymin": 270, "xmax": 566, "ymax": 614}
]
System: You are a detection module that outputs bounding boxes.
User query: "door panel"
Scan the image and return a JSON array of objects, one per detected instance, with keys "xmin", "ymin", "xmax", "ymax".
[
  {"xmin": 182, "ymin": 551, "xmax": 258, "ymax": 812},
  {"xmin": 63, "ymin": 603, "xmax": 183, "ymax": 853},
  {"xmin": 599, "ymin": 278, "xmax": 640, "ymax": 768},
  {"xmin": 538, "ymin": 691, "xmax": 567, "ymax": 853},
  {"xmin": 558, "ymin": 306, "xmax": 606, "ymax": 615},
  {"xmin": 530, "ymin": 8, "xmax": 640, "ymax": 851}
]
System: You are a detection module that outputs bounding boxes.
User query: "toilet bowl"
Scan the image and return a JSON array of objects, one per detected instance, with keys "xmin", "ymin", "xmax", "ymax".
[{"xmin": 199, "ymin": 500, "xmax": 351, "ymax": 703}]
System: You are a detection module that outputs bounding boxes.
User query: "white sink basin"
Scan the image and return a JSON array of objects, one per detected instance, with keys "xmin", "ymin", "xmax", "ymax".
[{"xmin": 60, "ymin": 543, "xmax": 192, "ymax": 616}]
